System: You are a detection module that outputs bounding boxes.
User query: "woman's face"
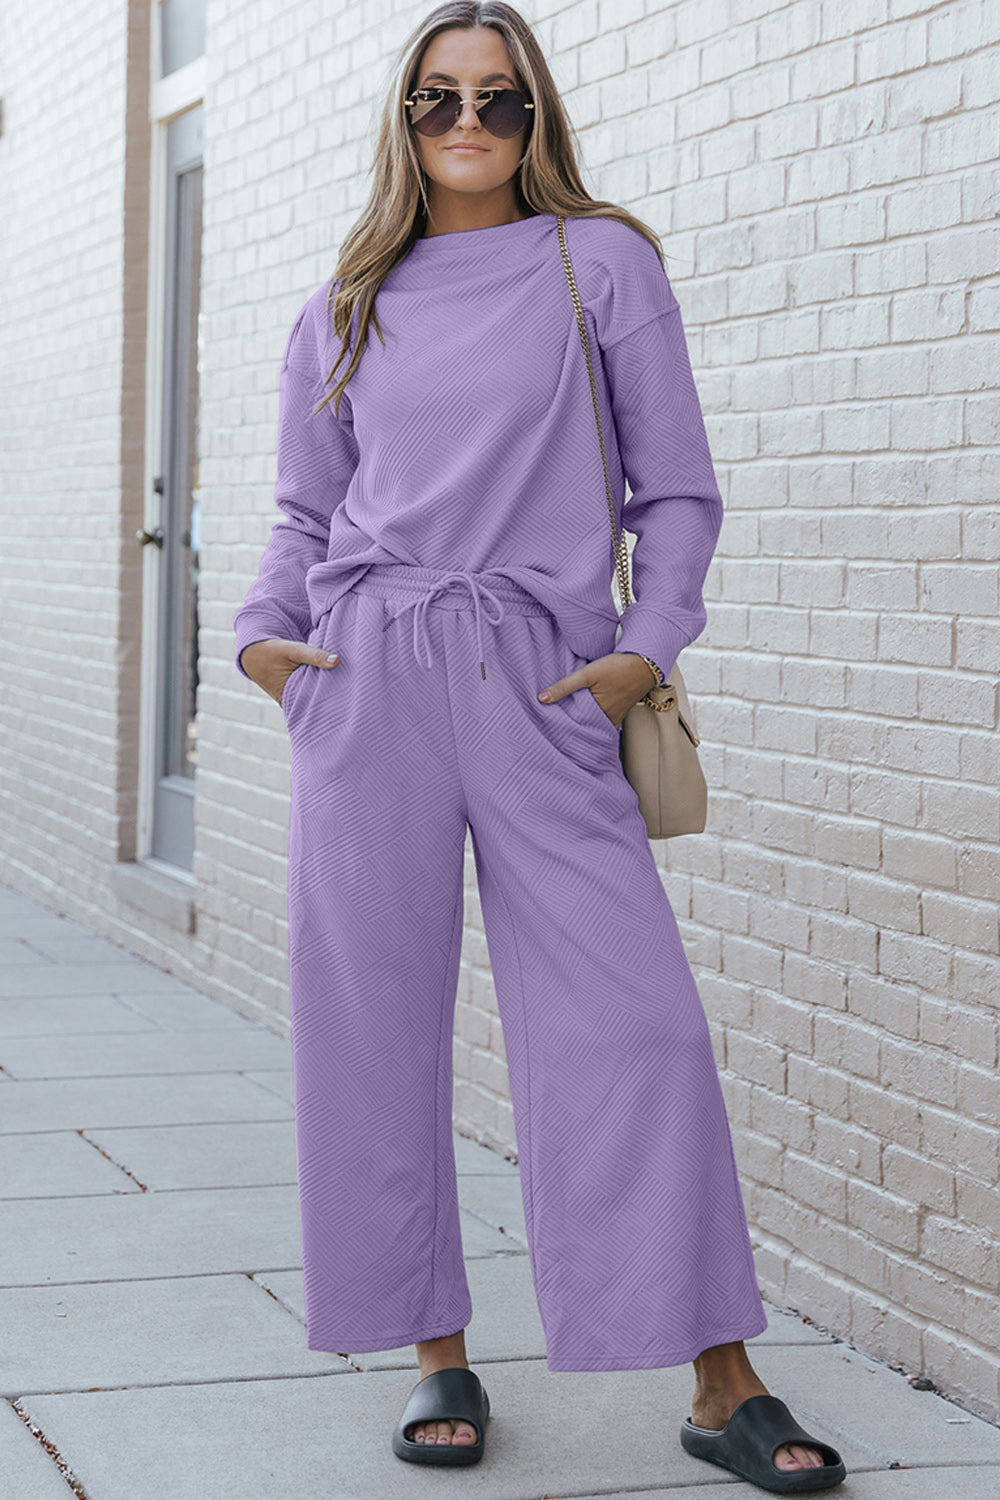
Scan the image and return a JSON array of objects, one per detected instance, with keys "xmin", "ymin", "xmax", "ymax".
[{"xmin": 409, "ymin": 27, "xmax": 530, "ymax": 210}]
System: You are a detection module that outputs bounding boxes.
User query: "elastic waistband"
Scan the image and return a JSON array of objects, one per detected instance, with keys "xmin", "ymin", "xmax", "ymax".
[
  {"xmin": 352, "ymin": 562, "xmax": 548, "ymax": 616},
  {"xmin": 356, "ymin": 563, "xmax": 549, "ymax": 680}
]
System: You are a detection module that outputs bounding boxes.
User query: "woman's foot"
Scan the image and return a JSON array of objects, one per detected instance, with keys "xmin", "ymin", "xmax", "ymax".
[
  {"xmin": 405, "ymin": 1329, "xmax": 478, "ymax": 1447},
  {"xmin": 692, "ymin": 1340, "xmax": 827, "ymax": 1472}
]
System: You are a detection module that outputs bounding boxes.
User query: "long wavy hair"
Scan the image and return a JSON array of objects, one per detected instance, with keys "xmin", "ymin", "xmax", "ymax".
[{"xmin": 316, "ymin": 0, "xmax": 669, "ymax": 418}]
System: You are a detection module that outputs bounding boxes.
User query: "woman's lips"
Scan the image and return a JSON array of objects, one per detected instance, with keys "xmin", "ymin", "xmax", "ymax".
[{"xmin": 447, "ymin": 145, "xmax": 487, "ymax": 153}]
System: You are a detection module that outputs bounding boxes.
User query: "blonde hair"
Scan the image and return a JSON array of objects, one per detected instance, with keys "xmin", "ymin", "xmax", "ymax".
[{"xmin": 317, "ymin": 0, "xmax": 669, "ymax": 418}]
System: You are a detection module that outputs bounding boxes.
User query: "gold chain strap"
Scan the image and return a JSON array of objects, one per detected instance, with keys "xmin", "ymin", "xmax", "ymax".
[
  {"xmin": 558, "ymin": 214, "xmax": 672, "ymax": 710},
  {"xmin": 556, "ymin": 215, "xmax": 632, "ymax": 615}
]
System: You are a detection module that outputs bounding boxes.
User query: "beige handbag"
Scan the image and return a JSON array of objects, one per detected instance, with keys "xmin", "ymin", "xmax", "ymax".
[{"xmin": 557, "ymin": 215, "xmax": 708, "ymax": 840}]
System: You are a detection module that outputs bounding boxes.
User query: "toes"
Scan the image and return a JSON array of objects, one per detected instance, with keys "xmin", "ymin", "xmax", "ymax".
[
  {"xmin": 436, "ymin": 1420, "xmax": 475, "ymax": 1444},
  {"xmin": 774, "ymin": 1442, "xmax": 826, "ymax": 1470},
  {"xmin": 407, "ymin": 1421, "xmax": 438, "ymax": 1444},
  {"xmin": 407, "ymin": 1418, "xmax": 476, "ymax": 1445}
]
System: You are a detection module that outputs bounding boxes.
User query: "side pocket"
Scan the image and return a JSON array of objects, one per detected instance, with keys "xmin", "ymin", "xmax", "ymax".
[
  {"xmin": 576, "ymin": 684, "xmax": 621, "ymax": 737},
  {"xmin": 281, "ymin": 607, "xmax": 334, "ymax": 727},
  {"xmin": 279, "ymin": 664, "xmax": 308, "ymax": 725}
]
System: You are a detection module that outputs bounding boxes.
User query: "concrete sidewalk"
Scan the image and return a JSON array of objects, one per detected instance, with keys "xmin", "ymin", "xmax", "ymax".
[{"xmin": 1, "ymin": 881, "xmax": 997, "ymax": 1500}]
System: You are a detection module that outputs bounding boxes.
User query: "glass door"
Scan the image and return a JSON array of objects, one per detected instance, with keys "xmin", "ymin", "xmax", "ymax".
[{"xmin": 150, "ymin": 103, "xmax": 202, "ymax": 867}]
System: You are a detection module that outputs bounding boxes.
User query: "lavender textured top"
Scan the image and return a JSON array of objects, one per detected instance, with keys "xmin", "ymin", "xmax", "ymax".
[{"xmin": 233, "ymin": 212, "xmax": 723, "ymax": 681}]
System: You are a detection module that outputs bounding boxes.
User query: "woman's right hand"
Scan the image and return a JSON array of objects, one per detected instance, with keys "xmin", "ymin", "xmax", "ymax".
[{"xmin": 240, "ymin": 638, "xmax": 339, "ymax": 708}]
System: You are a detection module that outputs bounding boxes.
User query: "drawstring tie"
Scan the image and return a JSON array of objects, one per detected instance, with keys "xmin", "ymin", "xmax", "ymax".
[{"xmin": 387, "ymin": 570, "xmax": 507, "ymax": 679}]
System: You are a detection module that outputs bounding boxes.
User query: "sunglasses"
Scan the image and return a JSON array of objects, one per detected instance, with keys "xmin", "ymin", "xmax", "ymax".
[{"xmin": 404, "ymin": 86, "xmax": 534, "ymax": 140}]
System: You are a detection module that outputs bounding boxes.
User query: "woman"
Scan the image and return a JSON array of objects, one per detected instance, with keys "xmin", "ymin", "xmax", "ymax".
[{"xmin": 234, "ymin": 3, "xmax": 846, "ymax": 1493}]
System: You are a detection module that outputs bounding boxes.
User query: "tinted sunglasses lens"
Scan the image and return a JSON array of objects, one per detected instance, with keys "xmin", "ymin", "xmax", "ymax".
[
  {"xmin": 480, "ymin": 90, "xmax": 531, "ymax": 138},
  {"xmin": 410, "ymin": 91, "xmax": 460, "ymax": 136}
]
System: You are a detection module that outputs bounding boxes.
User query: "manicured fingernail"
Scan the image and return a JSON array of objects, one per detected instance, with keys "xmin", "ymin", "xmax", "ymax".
[
  {"xmin": 324, "ymin": 653, "xmax": 338, "ymax": 664},
  {"xmin": 538, "ymin": 690, "xmax": 551, "ymax": 702}
]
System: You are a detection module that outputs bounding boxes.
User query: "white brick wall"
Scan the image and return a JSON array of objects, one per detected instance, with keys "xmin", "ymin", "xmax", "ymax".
[
  {"xmin": 628, "ymin": 0, "xmax": 1000, "ymax": 1421},
  {"xmin": 0, "ymin": 1, "xmax": 136, "ymax": 890},
  {"xmin": 1, "ymin": 0, "xmax": 997, "ymax": 1421}
]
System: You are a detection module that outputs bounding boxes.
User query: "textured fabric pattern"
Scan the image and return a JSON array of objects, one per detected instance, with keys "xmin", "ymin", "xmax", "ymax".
[
  {"xmin": 232, "ymin": 212, "xmax": 724, "ymax": 682},
  {"xmin": 277, "ymin": 563, "xmax": 768, "ymax": 1370}
]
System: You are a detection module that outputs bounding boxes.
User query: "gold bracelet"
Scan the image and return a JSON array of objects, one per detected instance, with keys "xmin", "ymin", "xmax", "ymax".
[{"xmin": 637, "ymin": 654, "xmax": 664, "ymax": 687}]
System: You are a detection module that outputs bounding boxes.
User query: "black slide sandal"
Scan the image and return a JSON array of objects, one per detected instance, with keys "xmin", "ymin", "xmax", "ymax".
[
  {"xmin": 391, "ymin": 1366, "xmax": 491, "ymax": 1466},
  {"xmin": 680, "ymin": 1393, "xmax": 847, "ymax": 1494}
]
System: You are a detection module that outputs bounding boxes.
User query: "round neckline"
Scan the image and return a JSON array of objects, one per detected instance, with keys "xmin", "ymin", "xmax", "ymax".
[{"xmin": 408, "ymin": 212, "xmax": 552, "ymax": 253}]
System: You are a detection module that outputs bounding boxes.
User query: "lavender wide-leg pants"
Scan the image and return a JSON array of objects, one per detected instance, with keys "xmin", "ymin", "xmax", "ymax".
[{"xmin": 279, "ymin": 562, "xmax": 768, "ymax": 1371}]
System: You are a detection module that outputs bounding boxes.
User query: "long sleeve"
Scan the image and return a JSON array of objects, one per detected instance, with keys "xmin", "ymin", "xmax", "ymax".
[
  {"xmin": 594, "ymin": 243, "xmax": 724, "ymax": 679},
  {"xmin": 232, "ymin": 293, "xmax": 359, "ymax": 679}
]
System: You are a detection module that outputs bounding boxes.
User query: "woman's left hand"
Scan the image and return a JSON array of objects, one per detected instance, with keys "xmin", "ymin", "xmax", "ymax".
[{"xmin": 537, "ymin": 652, "xmax": 657, "ymax": 729}]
